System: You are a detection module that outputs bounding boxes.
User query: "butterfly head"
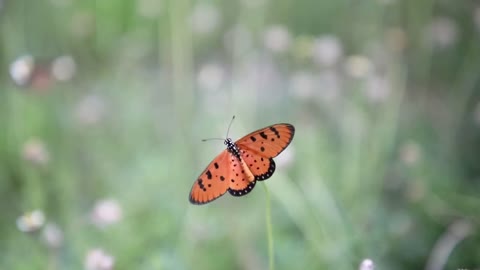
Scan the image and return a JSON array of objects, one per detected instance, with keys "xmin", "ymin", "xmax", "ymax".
[
  {"xmin": 224, "ymin": 138, "xmax": 241, "ymax": 159},
  {"xmin": 224, "ymin": 138, "xmax": 233, "ymax": 145}
]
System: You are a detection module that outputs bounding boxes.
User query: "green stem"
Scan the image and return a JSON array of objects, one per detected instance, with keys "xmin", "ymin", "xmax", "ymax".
[{"xmin": 263, "ymin": 183, "xmax": 274, "ymax": 270}]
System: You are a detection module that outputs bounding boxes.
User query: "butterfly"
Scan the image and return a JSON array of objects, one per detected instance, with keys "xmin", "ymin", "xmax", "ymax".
[{"xmin": 189, "ymin": 122, "xmax": 295, "ymax": 204}]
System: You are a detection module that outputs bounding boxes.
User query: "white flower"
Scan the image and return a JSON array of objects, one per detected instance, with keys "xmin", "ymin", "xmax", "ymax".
[
  {"xmin": 74, "ymin": 94, "xmax": 106, "ymax": 126},
  {"xmin": 289, "ymin": 71, "xmax": 316, "ymax": 100},
  {"xmin": 85, "ymin": 248, "xmax": 115, "ymax": 270},
  {"xmin": 51, "ymin": 55, "xmax": 76, "ymax": 81},
  {"xmin": 399, "ymin": 141, "xmax": 422, "ymax": 166},
  {"xmin": 474, "ymin": 7, "xmax": 480, "ymax": 32},
  {"xmin": 240, "ymin": 0, "xmax": 268, "ymax": 8},
  {"xmin": 359, "ymin": 258, "xmax": 375, "ymax": 270},
  {"xmin": 42, "ymin": 223, "xmax": 64, "ymax": 249},
  {"xmin": 263, "ymin": 25, "xmax": 291, "ymax": 53},
  {"xmin": 223, "ymin": 24, "xmax": 253, "ymax": 53},
  {"xmin": 344, "ymin": 55, "xmax": 373, "ymax": 78},
  {"xmin": 90, "ymin": 199, "xmax": 123, "ymax": 228},
  {"xmin": 312, "ymin": 35, "xmax": 343, "ymax": 66},
  {"xmin": 137, "ymin": 0, "xmax": 162, "ymax": 18},
  {"xmin": 365, "ymin": 74, "xmax": 391, "ymax": 103},
  {"xmin": 197, "ymin": 63, "xmax": 225, "ymax": 91},
  {"xmin": 16, "ymin": 210, "xmax": 45, "ymax": 233},
  {"xmin": 190, "ymin": 3, "xmax": 220, "ymax": 35},
  {"xmin": 289, "ymin": 70, "xmax": 341, "ymax": 103},
  {"xmin": 70, "ymin": 11, "xmax": 95, "ymax": 39},
  {"xmin": 427, "ymin": 17, "xmax": 458, "ymax": 49},
  {"xmin": 473, "ymin": 101, "xmax": 480, "ymax": 126},
  {"xmin": 22, "ymin": 138, "xmax": 50, "ymax": 166},
  {"xmin": 9, "ymin": 55, "xmax": 34, "ymax": 86},
  {"xmin": 316, "ymin": 70, "xmax": 340, "ymax": 102},
  {"xmin": 385, "ymin": 27, "xmax": 408, "ymax": 52},
  {"xmin": 276, "ymin": 146, "xmax": 295, "ymax": 169}
]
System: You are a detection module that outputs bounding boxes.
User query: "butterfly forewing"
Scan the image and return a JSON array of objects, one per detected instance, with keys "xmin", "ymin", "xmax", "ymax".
[
  {"xmin": 235, "ymin": 124, "xmax": 295, "ymax": 158},
  {"xmin": 189, "ymin": 150, "xmax": 230, "ymax": 204},
  {"xmin": 189, "ymin": 149, "xmax": 258, "ymax": 204}
]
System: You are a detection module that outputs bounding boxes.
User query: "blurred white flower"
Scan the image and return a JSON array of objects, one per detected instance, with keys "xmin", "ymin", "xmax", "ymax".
[
  {"xmin": 427, "ymin": 17, "xmax": 458, "ymax": 49},
  {"xmin": 71, "ymin": 11, "xmax": 95, "ymax": 39},
  {"xmin": 197, "ymin": 63, "xmax": 225, "ymax": 91},
  {"xmin": 9, "ymin": 55, "xmax": 35, "ymax": 86},
  {"xmin": 223, "ymin": 23, "xmax": 253, "ymax": 53},
  {"xmin": 22, "ymin": 138, "xmax": 50, "ymax": 166},
  {"xmin": 263, "ymin": 25, "xmax": 291, "ymax": 53},
  {"xmin": 473, "ymin": 101, "xmax": 480, "ymax": 126},
  {"xmin": 276, "ymin": 146, "xmax": 295, "ymax": 169},
  {"xmin": 344, "ymin": 55, "xmax": 373, "ymax": 78},
  {"xmin": 316, "ymin": 70, "xmax": 341, "ymax": 102},
  {"xmin": 137, "ymin": 0, "xmax": 162, "ymax": 18},
  {"xmin": 289, "ymin": 70, "xmax": 340, "ymax": 103},
  {"xmin": 49, "ymin": 0, "xmax": 72, "ymax": 7},
  {"xmin": 399, "ymin": 141, "xmax": 422, "ymax": 166},
  {"xmin": 359, "ymin": 258, "xmax": 375, "ymax": 270},
  {"xmin": 475, "ymin": 7, "xmax": 480, "ymax": 32},
  {"xmin": 90, "ymin": 199, "xmax": 123, "ymax": 228},
  {"xmin": 312, "ymin": 35, "xmax": 343, "ymax": 67},
  {"xmin": 51, "ymin": 55, "xmax": 76, "ymax": 81},
  {"xmin": 385, "ymin": 27, "xmax": 408, "ymax": 52},
  {"xmin": 42, "ymin": 223, "xmax": 63, "ymax": 249},
  {"xmin": 240, "ymin": 0, "xmax": 268, "ymax": 8},
  {"xmin": 85, "ymin": 248, "xmax": 115, "ymax": 270},
  {"xmin": 190, "ymin": 3, "xmax": 220, "ymax": 35},
  {"xmin": 74, "ymin": 94, "xmax": 106, "ymax": 126},
  {"xmin": 289, "ymin": 71, "xmax": 316, "ymax": 100},
  {"xmin": 16, "ymin": 210, "xmax": 45, "ymax": 233},
  {"xmin": 365, "ymin": 74, "xmax": 391, "ymax": 103}
]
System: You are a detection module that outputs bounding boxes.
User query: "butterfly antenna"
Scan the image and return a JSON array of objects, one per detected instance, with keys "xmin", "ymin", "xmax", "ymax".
[
  {"xmin": 201, "ymin": 138, "xmax": 224, "ymax": 142},
  {"xmin": 225, "ymin": 115, "xmax": 235, "ymax": 139}
]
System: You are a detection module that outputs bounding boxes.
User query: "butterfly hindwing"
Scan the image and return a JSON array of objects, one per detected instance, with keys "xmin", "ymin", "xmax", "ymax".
[
  {"xmin": 227, "ymin": 153, "xmax": 257, "ymax": 196},
  {"xmin": 238, "ymin": 149, "xmax": 276, "ymax": 181}
]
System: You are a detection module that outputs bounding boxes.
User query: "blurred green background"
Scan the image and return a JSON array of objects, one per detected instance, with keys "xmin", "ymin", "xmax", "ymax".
[{"xmin": 1, "ymin": 0, "xmax": 480, "ymax": 269}]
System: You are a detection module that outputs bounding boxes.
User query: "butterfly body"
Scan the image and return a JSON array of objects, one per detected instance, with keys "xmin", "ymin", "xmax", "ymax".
[{"xmin": 189, "ymin": 123, "xmax": 294, "ymax": 205}]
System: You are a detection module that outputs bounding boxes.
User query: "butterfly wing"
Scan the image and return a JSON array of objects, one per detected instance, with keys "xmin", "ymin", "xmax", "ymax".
[
  {"xmin": 189, "ymin": 150, "xmax": 230, "ymax": 204},
  {"xmin": 189, "ymin": 149, "xmax": 258, "ymax": 204},
  {"xmin": 236, "ymin": 123, "xmax": 294, "ymax": 181},
  {"xmin": 226, "ymin": 154, "xmax": 256, "ymax": 197}
]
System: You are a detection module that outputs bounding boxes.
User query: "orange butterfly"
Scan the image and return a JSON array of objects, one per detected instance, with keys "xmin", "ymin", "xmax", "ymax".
[{"xmin": 189, "ymin": 122, "xmax": 295, "ymax": 204}]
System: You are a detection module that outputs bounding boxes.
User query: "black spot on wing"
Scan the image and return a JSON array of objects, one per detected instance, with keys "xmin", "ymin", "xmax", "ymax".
[
  {"xmin": 228, "ymin": 181, "xmax": 256, "ymax": 197},
  {"xmin": 255, "ymin": 158, "xmax": 276, "ymax": 181},
  {"xmin": 270, "ymin": 126, "xmax": 281, "ymax": 138},
  {"xmin": 250, "ymin": 136, "xmax": 256, "ymax": 142},
  {"xmin": 260, "ymin": 146, "xmax": 265, "ymax": 152},
  {"xmin": 259, "ymin": 132, "xmax": 268, "ymax": 139},
  {"xmin": 214, "ymin": 162, "xmax": 219, "ymax": 169},
  {"xmin": 197, "ymin": 178, "xmax": 207, "ymax": 191},
  {"xmin": 206, "ymin": 170, "xmax": 212, "ymax": 179}
]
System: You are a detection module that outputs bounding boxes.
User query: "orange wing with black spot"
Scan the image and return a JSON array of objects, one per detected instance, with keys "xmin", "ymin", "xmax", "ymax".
[
  {"xmin": 189, "ymin": 123, "xmax": 295, "ymax": 205},
  {"xmin": 189, "ymin": 150, "xmax": 256, "ymax": 204},
  {"xmin": 236, "ymin": 123, "xmax": 294, "ymax": 180}
]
